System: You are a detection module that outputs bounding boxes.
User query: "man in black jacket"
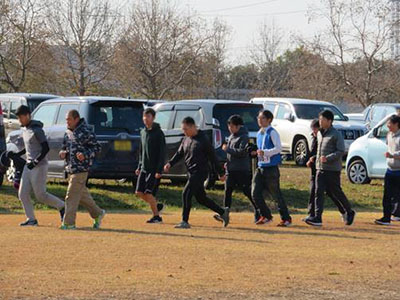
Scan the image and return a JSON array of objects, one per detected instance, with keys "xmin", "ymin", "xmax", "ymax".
[
  {"xmin": 214, "ymin": 115, "xmax": 259, "ymax": 223},
  {"xmin": 135, "ymin": 108, "xmax": 166, "ymax": 223},
  {"xmin": 164, "ymin": 117, "xmax": 229, "ymax": 229}
]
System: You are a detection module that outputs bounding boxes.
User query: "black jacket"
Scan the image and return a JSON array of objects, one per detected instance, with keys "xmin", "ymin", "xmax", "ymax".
[
  {"xmin": 138, "ymin": 122, "xmax": 166, "ymax": 174},
  {"xmin": 226, "ymin": 126, "xmax": 250, "ymax": 173},
  {"xmin": 169, "ymin": 130, "xmax": 223, "ymax": 175}
]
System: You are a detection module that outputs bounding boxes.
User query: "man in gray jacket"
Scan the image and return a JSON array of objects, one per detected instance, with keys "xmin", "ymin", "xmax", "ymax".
[
  {"xmin": 375, "ymin": 115, "xmax": 400, "ymax": 225},
  {"xmin": 14, "ymin": 105, "xmax": 65, "ymax": 226},
  {"xmin": 306, "ymin": 110, "xmax": 356, "ymax": 227}
]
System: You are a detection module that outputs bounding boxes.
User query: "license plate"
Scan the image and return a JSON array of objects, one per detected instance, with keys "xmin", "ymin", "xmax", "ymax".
[{"xmin": 114, "ymin": 140, "xmax": 131, "ymax": 151}]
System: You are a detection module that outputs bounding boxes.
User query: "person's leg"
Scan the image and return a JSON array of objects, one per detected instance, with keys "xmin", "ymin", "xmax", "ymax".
[
  {"xmin": 182, "ymin": 175, "xmax": 195, "ymax": 223},
  {"xmin": 307, "ymin": 170, "xmax": 316, "ymax": 217},
  {"xmin": 137, "ymin": 171, "xmax": 160, "ymax": 216},
  {"xmin": 264, "ymin": 166, "xmax": 290, "ymax": 221},
  {"xmin": 314, "ymin": 170, "xmax": 327, "ymax": 219},
  {"xmin": 18, "ymin": 165, "xmax": 35, "ymax": 220},
  {"xmin": 382, "ymin": 173, "xmax": 395, "ymax": 220},
  {"xmin": 390, "ymin": 176, "xmax": 400, "ymax": 218},
  {"xmin": 193, "ymin": 172, "xmax": 225, "ymax": 216},
  {"xmin": 224, "ymin": 173, "xmax": 235, "ymax": 208},
  {"xmin": 63, "ymin": 173, "xmax": 85, "ymax": 226},
  {"xmin": 252, "ymin": 169, "xmax": 272, "ymax": 219},
  {"xmin": 31, "ymin": 164, "xmax": 65, "ymax": 211},
  {"xmin": 326, "ymin": 190, "xmax": 346, "ymax": 215},
  {"xmin": 325, "ymin": 171, "xmax": 352, "ymax": 214},
  {"xmin": 78, "ymin": 173, "xmax": 103, "ymax": 219}
]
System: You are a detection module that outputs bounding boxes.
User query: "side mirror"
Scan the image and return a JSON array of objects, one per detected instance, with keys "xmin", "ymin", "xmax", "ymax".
[
  {"xmin": 284, "ymin": 113, "xmax": 295, "ymax": 122},
  {"xmin": 211, "ymin": 118, "xmax": 220, "ymax": 128},
  {"xmin": 344, "ymin": 116, "xmax": 349, "ymax": 121},
  {"xmin": 372, "ymin": 128, "xmax": 378, "ymax": 138}
]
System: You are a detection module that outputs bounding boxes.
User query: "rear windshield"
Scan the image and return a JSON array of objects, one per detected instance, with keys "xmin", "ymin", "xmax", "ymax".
[
  {"xmin": 28, "ymin": 99, "xmax": 47, "ymax": 112},
  {"xmin": 293, "ymin": 104, "xmax": 346, "ymax": 121},
  {"xmin": 213, "ymin": 104, "xmax": 262, "ymax": 132},
  {"xmin": 89, "ymin": 101, "xmax": 144, "ymax": 135}
]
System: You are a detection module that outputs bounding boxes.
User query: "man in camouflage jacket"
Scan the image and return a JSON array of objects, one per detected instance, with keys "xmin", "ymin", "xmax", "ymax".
[{"xmin": 59, "ymin": 110, "xmax": 105, "ymax": 229}]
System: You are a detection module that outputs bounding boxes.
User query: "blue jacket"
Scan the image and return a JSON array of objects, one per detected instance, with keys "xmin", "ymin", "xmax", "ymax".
[{"xmin": 257, "ymin": 127, "xmax": 281, "ymax": 168}]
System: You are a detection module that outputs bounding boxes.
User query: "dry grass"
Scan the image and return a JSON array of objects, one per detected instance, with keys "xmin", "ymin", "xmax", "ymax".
[{"xmin": 1, "ymin": 211, "xmax": 400, "ymax": 300}]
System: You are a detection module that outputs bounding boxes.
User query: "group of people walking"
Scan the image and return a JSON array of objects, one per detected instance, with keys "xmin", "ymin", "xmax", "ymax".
[{"xmin": 4, "ymin": 104, "xmax": 400, "ymax": 229}]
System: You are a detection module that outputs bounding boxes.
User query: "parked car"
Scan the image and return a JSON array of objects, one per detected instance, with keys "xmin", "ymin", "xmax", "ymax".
[
  {"xmin": 6, "ymin": 96, "xmax": 147, "ymax": 183},
  {"xmin": 0, "ymin": 104, "xmax": 6, "ymax": 186},
  {"xmin": 153, "ymin": 99, "xmax": 263, "ymax": 186},
  {"xmin": 0, "ymin": 93, "xmax": 60, "ymax": 137},
  {"xmin": 346, "ymin": 114, "xmax": 395, "ymax": 184},
  {"xmin": 346, "ymin": 103, "xmax": 400, "ymax": 130},
  {"xmin": 250, "ymin": 97, "xmax": 367, "ymax": 166}
]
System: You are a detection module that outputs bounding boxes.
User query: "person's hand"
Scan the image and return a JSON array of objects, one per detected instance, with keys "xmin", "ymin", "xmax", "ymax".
[
  {"xmin": 59, "ymin": 150, "xmax": 67, "ymax": 159},
  {"xmin": 135, "ymin": 169, "xmax": 140, "ymax": 176},
  {"xmin": 306, "ymin": 160, "xmax": 313, "ymax": 168},
  {"xmin": 309, "ymin": 156, "xmax": 315, "ymax": 163},
  {"xmin": 155, "ymin": 173, "xmax": 162, "ymax": 179},
  {"xmin": 320, "ymin": 156, "xmax": 328, "ymax": 163},
  {"xmin": 385, "ymin": 152, "xmax": 393, "ymax": 158},
  {"xmin": 76, "ymin": 152, "xmax": 85, "ymax": 162},
  {"xmin": 219, "ymin": 174, "xmax": 226, "ymax": 182},
  {"xmin": 257, "ymin": 150, "xmax": 264, "ymax": 156},
  {"xmin": 250, "ymin": 151, "xmax": 257, "ymax": 157},
  {"xmin": 26, "ymin": 160, "xmax": 37, "ymax": 170},
  {"xmin": 164, "ymin": 163, "xmax": 171, "ymax": 173},
  {"xmin": 222, "ymin": 144, "xmax": 228, "ymax": 151}
]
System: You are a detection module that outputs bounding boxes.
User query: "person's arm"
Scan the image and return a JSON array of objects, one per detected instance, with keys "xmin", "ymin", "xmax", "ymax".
[
  {"xmin": 169, "ymin": 139, "xmax": 185, "ymax": 167},
  {"xmin": 226, "ymin": 135, "xmax": 249, "ymax": 158},
  {"xmin": 204, "ymin": 135, "xmax": 224, "ymax": 176},
  {"xmin": 82, "ymin": 130, "xmax": 101, "ymax": 160},
  {"xmin": 137, "ymin": 138, "xmax": 143, "ymax": 171},
  {"xmin": 263, "ymin": 129, "xmax": 282, "ymax": 158},
  {"xmin": 27, "ymin": 128, "xmax": 50, "ymax": 169},
  {"xmin": 325, "ymin": 131, "xmax": 345, "ymax": 162},
  {"xmin": 156, "ymin": 131, "xmax": 166, "ymax": 174}
]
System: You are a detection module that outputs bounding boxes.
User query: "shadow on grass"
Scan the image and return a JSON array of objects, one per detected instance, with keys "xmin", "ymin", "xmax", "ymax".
[{"xmin": 75, "ymin": 227, "xmax": 271, "ymax": 245}]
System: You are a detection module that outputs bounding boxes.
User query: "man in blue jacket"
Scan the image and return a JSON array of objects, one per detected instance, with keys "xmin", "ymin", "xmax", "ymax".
[{"xmin": 251, "ymin": 110, "xmax": 292, "ymax": 227}]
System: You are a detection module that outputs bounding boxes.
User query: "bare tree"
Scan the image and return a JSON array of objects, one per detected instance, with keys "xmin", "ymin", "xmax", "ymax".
[
  {"xmin": 250, "ymin": 21, "xmax": 291, "ymax": 96},
  {"xmin": 47, "ymin": 0, "xmax": 119, "ymax": 96},
  {"xmin": 308, "ymin": 0, "xmax": 400, "ymax": 107},
  {"xmin": 0, "ymin": 0, "xmax": 47, "ymax": 92},
  {"xmin": 117, "ymin": 0, "xmax": 212, "ymax": 100}
]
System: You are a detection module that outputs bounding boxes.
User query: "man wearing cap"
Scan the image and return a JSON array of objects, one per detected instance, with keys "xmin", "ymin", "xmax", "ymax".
[{"xmin": 14, "ymin": 105, "xmax": 65, "ymax": 226}]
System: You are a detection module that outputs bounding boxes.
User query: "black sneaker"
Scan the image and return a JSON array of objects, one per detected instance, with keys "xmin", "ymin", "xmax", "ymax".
[
  {"xmin": 375, "ymin": 217, "xmax": 391, "ymax": 226},
  {"xmin": 59, "ymin": 208, "xmax": 65, "ymax": 222},
  {"xmin": 345, "ymin": 210, "xmax": 356, "ymax": 226},
  {"xmin": 254, "ymin": 210, "xmax": 261, "ymax": 224},
  {"xmin": 305, "ymin": 216, "xmax": 322, "ymax": 227},
  {"xmin": 213, "ymin": 214, "xmax": 223, "ymax": 223},
  {"xmin": 146, "ymin": 216, "xmax": 163, "ymax": 224},
  {"xmin": 221, "ymin": 207, "xmax": 230, "ymax": 227},
  {"xmin": 20, "ymin": 219, "xmax": 38, "ymax": 226},
  {"xmin": 157, "ymin": 203, "xmax": 165, "ymax": 214}
]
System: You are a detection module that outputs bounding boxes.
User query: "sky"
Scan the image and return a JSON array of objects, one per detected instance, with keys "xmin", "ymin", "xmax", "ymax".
[{"xmin": 184, "ymin": 0, "xmax": 323, "ymax": 64}]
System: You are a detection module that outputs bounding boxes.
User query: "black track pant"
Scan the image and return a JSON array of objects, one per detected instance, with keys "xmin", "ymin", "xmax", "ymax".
[
  {"xmin": 382, "ymin": 172, "xmax": 400, "ymax": 219},
  {"xmin": 182, "ymin": 171, "xmax": 225, "ymax": 223},
  {"xmin": 224, "ymin": 171, "xmax": 258, "ymax": 211}
]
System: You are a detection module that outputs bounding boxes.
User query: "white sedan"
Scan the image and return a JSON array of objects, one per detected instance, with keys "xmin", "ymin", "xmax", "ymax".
[{"xmin": 346, "ymin": 114, "xmax": 393, "ymax": 184}]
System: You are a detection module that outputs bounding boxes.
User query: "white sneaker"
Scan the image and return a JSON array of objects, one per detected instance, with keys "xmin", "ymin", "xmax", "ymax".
[
  {"xmin": 391, "ymin": 216, "xmax": 400, "ymax": 222},
  {"xmin": 93, "ymin": 210, "xmax": 106, "ymax": 229}
]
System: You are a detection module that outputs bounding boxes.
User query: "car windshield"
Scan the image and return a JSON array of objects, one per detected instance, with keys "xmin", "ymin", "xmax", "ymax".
[
  {"xmin": 213, "ymin": 104, "xmax": 262, "ymax": 132},
  {"xmin": 293, "ymin": 104, "xmax": 346, "ymax": 121},
  {"xmin": 90, "ymin": 101, "xmax": 144, "ymax": 135}
]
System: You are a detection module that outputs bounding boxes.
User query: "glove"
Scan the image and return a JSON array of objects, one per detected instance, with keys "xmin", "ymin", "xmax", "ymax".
[
  {"xmin": 26, "ymin": 160, "xmax": 39, "ymax": 170},
  {"xmin": 6, "ymin": 151, "xmax": 15, "ymax": 159}
]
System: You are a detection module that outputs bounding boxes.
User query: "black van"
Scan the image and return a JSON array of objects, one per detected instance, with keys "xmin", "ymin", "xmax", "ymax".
[
  {"xmin": 0, "ymin": 105, "xmax": 6, "ymax": 186},
  {"xmin": 6, "ymin": 96, "xmax": 146, "ymax": 181},
  {"xmin": 153, "ymin": 99, "xmax": 263, "ymax": 186}
]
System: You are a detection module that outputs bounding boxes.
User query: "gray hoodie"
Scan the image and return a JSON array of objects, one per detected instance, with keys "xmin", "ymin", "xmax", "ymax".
[
  {"xmin": 226, "ymin": 126, "xmax": 250, "ymax": 173},
  {"xmin": 386, "ymin": 129, "xmax": 400, "ymax": 171},
  {"xmin": 315, "ymin": 126, "xmax": 344, "ymax": 172},
  {"xmin": 22, "ymin": 120, "xmax": 48, "ymax": 166}
]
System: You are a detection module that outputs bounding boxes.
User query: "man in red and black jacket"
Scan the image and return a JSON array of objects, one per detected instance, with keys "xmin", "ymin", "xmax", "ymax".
[{"xmin": 164, "ymin": 116, "xmax": 229, "ymax": 229}]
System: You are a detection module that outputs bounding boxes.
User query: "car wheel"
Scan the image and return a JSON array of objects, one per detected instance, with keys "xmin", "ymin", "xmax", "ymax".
[
  {"xmin": 6, "ymin": 164, "xmax": 16, "ymax": 182},
  {"xmin": 294, "ymin": 139, "xmax": 309, "ymax": 166},
  {"xmin": 347, "ymin": 159, "xmax": 371, "ymax": 184}
]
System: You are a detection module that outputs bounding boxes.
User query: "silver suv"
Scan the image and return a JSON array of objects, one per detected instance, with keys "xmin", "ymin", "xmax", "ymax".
[{"xmin": 250, "ymin": 97, "xmax": 367, "ymax": 166}]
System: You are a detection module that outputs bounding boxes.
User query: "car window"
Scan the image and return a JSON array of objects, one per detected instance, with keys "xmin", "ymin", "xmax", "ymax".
[
  {"xmin": 371, "ymin": 106, "xmax": 387, "ymax": 123},
  {"xmin": 213, "ymin": 104, "xmax": 261, "ymax": 132},
  {"xmin": 0, "ymin": 100, "xmax": 9, "ymax": 118},
  {"xmin": 276, "ymin": 104, "xmax": 291, "ymax": 120},
  {"xmin": 9, "ymin": 100, "xmax": 23, "ymax": 119},
  {"xmin": 173, "ymin": 110, "xmax": 202, "ymax": 129},
  {"xmin": 155, "ymin": 110, "xmax": 174, "ymax": 130},
  {"xmin": 56, "ymin": 104, "xmax": 80, "ymax": 125},
  {"xmin": 32, "ymin": 105, "xmax": 58, "ymax": 127},
  {"xmin": 293, "ymin": 104, "xmax": 346, "ymax": 121},
  {"xmin": 377, "ymin": 122, "xmax": 389, "ymax": 139},
  {"xmin": 90, "ymin": 102, "xmax": 144, "ymax": 135},
  {"xmin": 263, "ymin": 103, "xmax": 276, "ymax": 113}
]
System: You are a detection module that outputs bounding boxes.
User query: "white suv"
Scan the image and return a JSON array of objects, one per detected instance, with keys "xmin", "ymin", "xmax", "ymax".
[
  {"xmin": 250, "ymin": 97, "xmax": 367, "ymax": 166},
  {"xmin": 346, "ymin": 114, "xmax": 394, "ymax": 184}
]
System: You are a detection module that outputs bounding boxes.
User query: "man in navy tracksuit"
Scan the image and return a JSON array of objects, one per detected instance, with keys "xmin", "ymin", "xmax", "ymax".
[{"xmin": 251, "ymin": 110, "xmax": 292, "ymax": 227}]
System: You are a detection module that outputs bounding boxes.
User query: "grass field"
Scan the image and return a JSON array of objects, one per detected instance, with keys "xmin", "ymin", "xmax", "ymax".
[{"xmin": 1, "ymin": 164, "xmax": 399, "ymax": 299}]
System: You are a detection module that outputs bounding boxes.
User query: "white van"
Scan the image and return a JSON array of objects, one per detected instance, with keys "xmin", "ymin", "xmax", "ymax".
[{"xmin": 250, "ymin": 97, "xmax": 367, "ymax": 166}]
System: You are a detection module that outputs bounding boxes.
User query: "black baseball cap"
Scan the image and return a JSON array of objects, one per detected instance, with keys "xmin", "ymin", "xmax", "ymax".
[{"xmin": 15, "ymin": 105, "xmax": 31, "ymax": 116}]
